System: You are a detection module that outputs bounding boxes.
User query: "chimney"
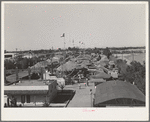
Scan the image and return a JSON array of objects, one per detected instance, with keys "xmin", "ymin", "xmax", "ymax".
[{"xmin": 133, "ymin": 82, "xmax": 135, "ymax": 85}]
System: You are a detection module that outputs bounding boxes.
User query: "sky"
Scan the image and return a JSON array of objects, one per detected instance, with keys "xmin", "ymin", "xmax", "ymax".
[{"xmin": 3, "ymin": 2, "xmax": 147, "ymax": 51}]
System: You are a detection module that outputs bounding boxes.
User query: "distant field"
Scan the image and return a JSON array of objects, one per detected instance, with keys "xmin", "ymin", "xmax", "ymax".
[
  {"xmin": 115, "ymin": 53, "xmax": 145, "ymax": 64},
  {"xmin": 125, "ymin": 53, "xmax": 145, "ymax": 64}
]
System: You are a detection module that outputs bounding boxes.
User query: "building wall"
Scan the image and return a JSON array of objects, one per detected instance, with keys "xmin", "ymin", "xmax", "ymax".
[
  {"xmin": 11, "ymin": 81, "xmax": 57, "ymax": 106},
  {"xmin": 5, "ymin": 81, "xmax": 58, "ymax": 107},
  {"xmin": 48, "ymin": 81, "xmax": 57, "ymax": 102},
  {"xmin": 4, "ymin": 53, "xmax": 16, "ymax": 59},
  {"xmin": 14, "ymin": 95, "xmax": 47, "ymax": 106}
]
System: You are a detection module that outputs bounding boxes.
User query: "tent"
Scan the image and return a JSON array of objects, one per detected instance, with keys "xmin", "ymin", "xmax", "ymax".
[
  {"xmin": 57, "ymin": 78, "xmax": 65, "ymax": 86},
  {"xmin": 90, "ymin": 71, "xmax": 111, "ymax": 79},
  {"xmin": 57, "ymin": 61, "xmax": 77, "ymax": 71},
  {"xmin": 95, "ymin": 60, "xmax": 107, "ymax": 67},
  {"xmin": 109, "ymin": 55, "xmax": 117, "ymax": 63},
  {"xmin": 109, "ymin": 61, "xmax": 115, "ymax": 65},
  {"xmin": 100, "ymin": 55, "xmax": 109, "ymax": 62},
  {"xmin": 52, "ymin": 57, "xmax": 60, "ymax": 63},
  {"xmin": 89, "ymin": 78, "xmax": 106, "ymax": 83},
  {"xmin": 30, "ymin": 60, "xmax": 51, "ymax": 73},
  {"xmin": 57, "ymin": 60, "xmax": 89, "ymax": 72},
  {"xmin": 97, "ymin": 65, "xmax": 109, "ymax": 73}
]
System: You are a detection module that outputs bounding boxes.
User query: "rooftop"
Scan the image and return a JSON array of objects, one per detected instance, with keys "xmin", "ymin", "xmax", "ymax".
[
  {"xmin": 15, "ymin": 80, "xmax": 47, "ymax": 86},
  {"xmin": 94, "ymin": 80, "xmax": 145, "ymax": 105},
  {"xmin": 6, "ymin": 70, "xmax": 29, "ymax": 83},
  {"xmin": 4, "ymin": 80, "xmax": 55, "ymax": 91},
  {"xmin": 4, "ymin": 80, "xmax": 56, "ymax": 95}
]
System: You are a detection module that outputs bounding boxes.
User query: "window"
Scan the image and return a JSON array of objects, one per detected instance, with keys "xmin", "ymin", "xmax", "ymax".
[
  {"xmin": 21, "ymin": 95, "xmax": 25, "ymax": 103},
  {"xmin": 26, "ymin": 95, "xmax": 30, "ymax": 103}
]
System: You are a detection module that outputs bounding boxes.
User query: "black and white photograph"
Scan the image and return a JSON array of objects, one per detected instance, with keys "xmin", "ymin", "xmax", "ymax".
[{"xmin": 1, "ymin": 1, "xmax": 149, "ymax": 121}]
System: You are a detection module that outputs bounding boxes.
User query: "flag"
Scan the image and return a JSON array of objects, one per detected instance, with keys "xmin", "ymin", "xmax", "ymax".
[{"xmin": 61, "ymin": 33, "xmax": 65, "ymax": 37}]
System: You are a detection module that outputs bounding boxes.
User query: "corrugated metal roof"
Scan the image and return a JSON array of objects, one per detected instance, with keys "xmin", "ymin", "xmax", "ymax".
[{"xmin": 94, "ymin": 81, "xmax": 145, "ymax": 105}]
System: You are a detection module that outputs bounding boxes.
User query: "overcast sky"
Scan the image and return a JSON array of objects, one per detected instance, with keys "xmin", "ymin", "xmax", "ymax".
[{"xmin": 3, "ymin": 2, "xmax": 147, "ymax": 51}]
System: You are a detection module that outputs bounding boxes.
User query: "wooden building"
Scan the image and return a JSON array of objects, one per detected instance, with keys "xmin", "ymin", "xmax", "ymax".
[{"xmin": 4, "ymin": 80, "xmax": 57, "ymax": 107}]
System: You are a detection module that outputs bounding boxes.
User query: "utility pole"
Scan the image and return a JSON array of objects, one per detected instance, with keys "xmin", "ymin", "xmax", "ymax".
[
  {"xmin": 63, "ymin": 34, "xmax": 65, "ymax": 50},
  {"xmin": 61, "ymin": 33, "xmax": 65, "ymax": 77}
]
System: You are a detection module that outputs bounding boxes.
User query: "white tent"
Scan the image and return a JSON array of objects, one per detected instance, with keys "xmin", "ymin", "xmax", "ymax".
[{"xmin": 57, "ymin": 78, "xmax": 65, "ymax": 86}]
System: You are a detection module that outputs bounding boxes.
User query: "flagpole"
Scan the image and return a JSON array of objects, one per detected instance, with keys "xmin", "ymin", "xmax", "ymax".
[
  {"xmin": 63, "ymin": 33, "xmax": 65, "ymax": 78},
  {"xmin": 72, "ymin": 39, "xmax": 74, "ymax": 48},
  {"xmin": 64, "ymin": 35, "xmax": 65, "ymax": 49}
]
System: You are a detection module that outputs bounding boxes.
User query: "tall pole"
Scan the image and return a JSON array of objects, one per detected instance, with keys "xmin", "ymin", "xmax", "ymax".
[
  {"xmin": 63, "ymin": 33, "xmax": 65, "ymax": 77},
  {"xmin": 90, "ymin": 89, "xmax": 93, "ymax": 107},
  {"xmin": 72, "ymin": 39, "xmax": 74, "ymax": 48},
  {"xmin": 64, "ymin": 36, "xmax": 65, "ymax": 50}
]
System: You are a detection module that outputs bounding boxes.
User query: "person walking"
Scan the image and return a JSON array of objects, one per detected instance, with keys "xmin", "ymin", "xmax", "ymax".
[
  {"xmin": 86, "ymin": 77, "xmax": 89, "ymax": 86},
  {"xmin": 78, "ymin": 74, "xmax": 81, "ymax": 83},
  {"xmin": 78, "ymin": 83, "xmax": 81, "ymax": 89}
]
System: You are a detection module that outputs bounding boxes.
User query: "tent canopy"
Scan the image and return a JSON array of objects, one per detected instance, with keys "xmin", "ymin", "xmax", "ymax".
[
  {"xmin": 89, "ymin": 78, "xmax": 106, "ymax": 83},
  {"xmin": 91, "ymin": 72, "xmax": 111, "ymax": 79},
  {"xmin": 57, "ymin": 61, "xmax": 77, "ymax": 71}
]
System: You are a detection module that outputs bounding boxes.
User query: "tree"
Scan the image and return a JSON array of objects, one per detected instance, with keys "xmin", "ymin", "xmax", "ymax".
[
  {"xmin": 103, "ymin": 47, "xmax": 112, "ymax": 59},
  {"xmin": 68, "ymin": 47, "xmax": 72, "ymax": 51},
  {"xmin": 58, "ymin": 82, "xmax": 65, "ymax": 92},
  {"xmin": 58, "ymin": 48, "xmax": 61, "ymax": 51},
  {"xmin": 123, "ymin": 61, "xmax": 145, "ymax": 94}
]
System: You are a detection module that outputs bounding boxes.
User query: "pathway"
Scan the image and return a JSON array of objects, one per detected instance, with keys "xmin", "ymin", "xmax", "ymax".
[{"xmin": 64, "ymin": 82, "xmax": 96, "ymax": 107}]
